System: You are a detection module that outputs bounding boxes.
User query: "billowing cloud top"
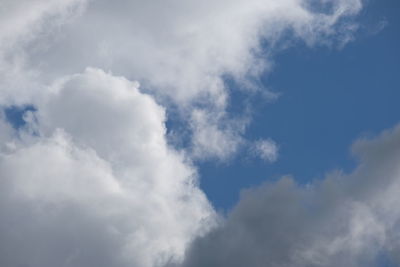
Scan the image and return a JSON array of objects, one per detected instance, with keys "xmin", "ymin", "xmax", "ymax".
[
  {"xmin": 0, "ymin": 68, "xmax": 215, "ymax": 267},
  {"xmin": 3, "ymin": 0, "xmax": 399, "ymax": 267}
]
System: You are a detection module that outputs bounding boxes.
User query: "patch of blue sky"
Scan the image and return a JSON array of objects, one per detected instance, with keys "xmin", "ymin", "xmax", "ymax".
[
  {"xmin": 3, "ymin": 105, "xmax": 36, "ymax": 130},
  {"xmin": 374, "ymin": 250, "xmax": 397, "ymax": 267}
]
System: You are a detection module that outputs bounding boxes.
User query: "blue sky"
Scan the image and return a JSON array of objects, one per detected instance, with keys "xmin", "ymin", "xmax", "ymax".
[{"xmin": 200, "ymin": 0, "xmax": 400, "ymax": 210}]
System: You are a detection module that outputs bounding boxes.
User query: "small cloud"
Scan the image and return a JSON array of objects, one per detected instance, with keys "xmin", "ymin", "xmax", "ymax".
[
  {"xmin": 250, "ymin": 139, "xmax": 279, "ymax": 163},
  {"xmin": 371, "ymin": 18, "xmax": 389, "ymax": 35},
  {"xmin": 190, "ymin": 109, "xmax": 246, "ymax": 161},
  {"xmin": 365, "ymin": 18, "xmax": 389, "ymax": 36}
]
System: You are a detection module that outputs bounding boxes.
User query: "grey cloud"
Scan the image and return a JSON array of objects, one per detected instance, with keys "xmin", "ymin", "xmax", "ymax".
[{"xmin": 181, "ymin": 125, "xmax": 400, "ymax": 267}]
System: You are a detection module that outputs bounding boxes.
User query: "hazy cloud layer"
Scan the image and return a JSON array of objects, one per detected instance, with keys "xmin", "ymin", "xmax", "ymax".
[{"xmin": 181, "ymin": 125, "xmax": 400, "ymax": 267}]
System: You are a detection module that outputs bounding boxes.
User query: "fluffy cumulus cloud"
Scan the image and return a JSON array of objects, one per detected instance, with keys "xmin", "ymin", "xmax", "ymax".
[
  {"xmin": 0, "ymin": 69, "xmax": 215, "ymax": 267},
  {"xmin": 181, "ymin": 125, "xmax": 400, "ymax": 267}
]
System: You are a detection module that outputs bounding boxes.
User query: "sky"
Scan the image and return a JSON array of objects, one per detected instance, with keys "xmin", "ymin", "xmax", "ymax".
[{"xmin": 0, "ymin": 0, "xmax": 399, "ymax": 267}]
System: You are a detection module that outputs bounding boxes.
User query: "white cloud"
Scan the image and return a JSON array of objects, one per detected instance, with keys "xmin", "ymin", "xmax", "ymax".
[
  {"xmin": 181, "ymin": 124, "xmax": 400, "ymax": 267},
  {"xmin": 0, "ymin": 0, "xmax": 86, "ymax": 105},
  {"xmin": 189, "ymin": 109, "xmax": 247, "ymax": 161},
  {"xmin": 251, "ymin": 139, "xmax": 279, "ymax": 162},
  {"xmin": 0, "ymin": 0, "xmax": 363, "ymax": 160},
  {"xmin": 0, "ymin": 0, "xmax": 84, "ymax": 47},
  {"xmin": 0, "ymin": 69, "xmax": 215, "ymax": 267}
]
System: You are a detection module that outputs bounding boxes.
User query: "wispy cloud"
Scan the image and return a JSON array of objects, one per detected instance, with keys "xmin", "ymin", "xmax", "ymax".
[{"xmin": 250, "ymin": 139, "xmax": 279, "ymax": 162}]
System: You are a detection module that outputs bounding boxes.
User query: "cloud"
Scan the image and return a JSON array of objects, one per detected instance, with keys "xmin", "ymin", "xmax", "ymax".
[
  {"xmin": 189, "ymin": 109, "xmax": 247, "ymax": 160},
  {"xmin": 0, "ymin": 110, "xmax": 14, "ymax": 148},
  {"xmin": 0, "ymin": 0, "xmax": 363, "ymax": 160},
  {"xmin": 180, "ymin": 124, "xmax": 400, "ymax": 267},
  {"xmin": 0, "ymin": 0, "xmax": 84, "ymax": 47},
  {"xmin": 250, "ymin": 139, "xmax": 279, "ymax": 162},
  {"xmin": 0, "ymin": 0, "xmax": 86, "ymax": 105},
  {"xmin": 0, "ymin": 69, "xmax": 215, "ymax": 267}
]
